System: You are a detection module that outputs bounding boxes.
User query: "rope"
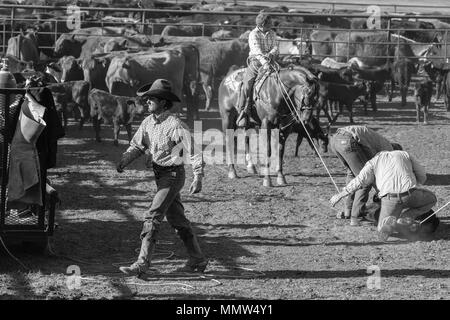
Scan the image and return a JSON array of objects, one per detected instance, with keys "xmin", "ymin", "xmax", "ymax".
[
  {"xmin": 419, "ymin": 200, "xmax": 450, "ymax": 225},
  {"xmin": 274, "ymin": 68, "xmax": 340, "ymax": 192},
  {"xmin": 0, "ymin": 235, "xmax": 29, "ymax": 271}
]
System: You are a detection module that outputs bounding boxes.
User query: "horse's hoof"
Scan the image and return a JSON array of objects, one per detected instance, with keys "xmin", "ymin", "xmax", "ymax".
[
  {"xmin": 277, "ymin": 175, "xmax": 287, "ymax": 186},
  {"xmin": 228, "ymin": 171, "xmax": 238, "ymax": 179},
  {"xmin": 247, "ymin": 165, "xmax": 257, "ymax": 175},
  {"xmin": 263, "ymin": 178, "xmax": 272, "ymax": 187}
]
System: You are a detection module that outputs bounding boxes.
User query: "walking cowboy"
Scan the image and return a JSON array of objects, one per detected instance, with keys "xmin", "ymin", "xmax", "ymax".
[
  {"xmin": 236, "ymin": 12, "xmax": 279, "ymax": 127},
  {"xmin": 117, "ymin": 79, "xmax": 207, "ymax": 276}
]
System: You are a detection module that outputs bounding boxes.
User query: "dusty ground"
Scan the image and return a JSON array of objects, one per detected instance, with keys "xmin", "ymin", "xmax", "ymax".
[{"xmin": 0, "ymin": 91, "xmax": 449, "ymax": 300}]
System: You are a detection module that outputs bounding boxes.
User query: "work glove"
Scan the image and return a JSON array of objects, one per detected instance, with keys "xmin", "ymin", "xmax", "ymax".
[
  {"xmin": 116, "ymin": 148, "xmax": 142, "ymax": 173},
  {"xmin": 189, "ymin": 175, "xmax": 203, "ymax": 194}
]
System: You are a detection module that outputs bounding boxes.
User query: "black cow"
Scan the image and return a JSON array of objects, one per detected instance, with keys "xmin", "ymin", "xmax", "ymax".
[
  {"xmin": 317, "ymin": 81, "xmax": 367, "ymax": 124},
  {"xmin": 350, "ymin": 62, "xmax": 391, "ymax": 111}
]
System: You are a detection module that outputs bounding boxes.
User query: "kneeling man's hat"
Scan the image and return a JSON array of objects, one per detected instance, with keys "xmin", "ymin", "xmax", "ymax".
[{"xmin": 137, "ymin": 79, "xmax": 181, "ymax": 102}]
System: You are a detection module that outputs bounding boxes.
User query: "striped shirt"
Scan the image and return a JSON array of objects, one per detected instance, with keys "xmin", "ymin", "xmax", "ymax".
[
  {"xmin": 248, "ymin": 27, "xmax": 279, "ymax": 66},
  {"xmin": 125, "ymin": 110, "xmax": 204, "ymax": 176},
  {"xmin": 344, "ymin": 151, "xmax": 427, "ymax": 197}
]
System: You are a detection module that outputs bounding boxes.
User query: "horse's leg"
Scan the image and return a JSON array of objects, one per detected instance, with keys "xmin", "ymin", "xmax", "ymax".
[
  {"xmin": 224, "ymin": 111, "xmax": 238, "ymax": 179},
  {"xmin": 423, "ymin": 102, "xmax": 429, "ymax": 125},
  {"xmin": 294, "ymin": 133, "xmax": 303, "ymax": 157},
  {"xmin": 245, "ymin": 134, "xmax": 257, "ymax": 174},
  {"xmin": 276, "ymin": 130, "xmax": 288, "ymax": 186},
  {"xmin": 261, "ymin": 118, "xmax": 272, "ymax": 187},
  {"xmin": 347, "ymin": 103, "xmax": 354, "ymax": 124}
]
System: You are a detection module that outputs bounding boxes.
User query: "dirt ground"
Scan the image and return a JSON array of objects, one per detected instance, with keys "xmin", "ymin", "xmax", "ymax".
[{"xmin": 0, "ymin": 92, "xmax": 449, "ymax": 300}]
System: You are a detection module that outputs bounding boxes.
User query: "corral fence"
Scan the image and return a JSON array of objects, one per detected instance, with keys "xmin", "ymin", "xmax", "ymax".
[{"xmin": 0, "ymin": 3, "xmax": 449, "ymax": 62}]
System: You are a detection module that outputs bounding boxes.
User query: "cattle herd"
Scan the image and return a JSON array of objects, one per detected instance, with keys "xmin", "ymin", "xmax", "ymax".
[{"xmin": 1, "ymin": 0, "xmax": 450, "ymax": 143}]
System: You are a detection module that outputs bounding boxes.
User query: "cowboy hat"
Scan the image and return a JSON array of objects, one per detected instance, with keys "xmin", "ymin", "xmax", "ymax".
[{"xmin": 136, "ymin": 79, "xmax": 180, "ymax": 102}]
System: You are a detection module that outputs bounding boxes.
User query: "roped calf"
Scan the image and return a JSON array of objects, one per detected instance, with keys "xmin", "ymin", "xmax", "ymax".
[
  {"xmin": 293, "ymin": 116, "xmax": 329, "ymax": 157},
  {"xmin": 88, "ymin": 88, "xmax": 146, "ymax": 146}
]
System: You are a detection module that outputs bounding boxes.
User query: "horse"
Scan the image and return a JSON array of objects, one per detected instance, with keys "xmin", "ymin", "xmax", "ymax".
[{"xmin": 218, "ymin": 64, "xmax": 320, "ymax": 187}]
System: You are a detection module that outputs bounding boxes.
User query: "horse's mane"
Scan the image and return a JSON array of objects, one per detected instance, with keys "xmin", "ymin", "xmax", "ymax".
[{"xmin": 280, "ymin": 65, "xmax": 318, "ymax": 82}]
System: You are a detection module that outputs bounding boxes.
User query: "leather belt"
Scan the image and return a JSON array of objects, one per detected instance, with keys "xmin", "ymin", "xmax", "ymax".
[{"xmin": 384, "ymin": 188, "xmax": 416, "ymax": 198}]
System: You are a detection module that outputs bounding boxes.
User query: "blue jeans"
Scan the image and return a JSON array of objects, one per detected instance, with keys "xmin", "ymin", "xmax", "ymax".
[
  {"xmin": 378, "ymin": 188, "xmax": 437, "ymax": 231},
  {"xmin": 331, "ymin": 131, "xmax": 371, "ymax": 218},
  {"xmin": 137, "ymin": 164, "xmax": 204, "ymax": 264}
]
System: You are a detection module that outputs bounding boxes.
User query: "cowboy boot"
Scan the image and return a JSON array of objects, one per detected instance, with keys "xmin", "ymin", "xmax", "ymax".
[
  {"xmin": 119, "ymin": 238, "xmax": 155, "ymax": 276},
  {"xmin": 176, "ymin": 231, "xmax": 208, "ymax": 273},
  {"xmin": 236, "ymin": 97, "xmax": 251, "ymax": 127}
]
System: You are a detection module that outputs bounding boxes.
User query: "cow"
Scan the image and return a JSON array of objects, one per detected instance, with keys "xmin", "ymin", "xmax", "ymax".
[
  {"xmin": 160, "ymin": 24, "xmax": 218, "ymax": 37},
  {"xmin": 48, "ymin": 80, "xmax": 90, "ymax": 130},
  {"xmin": 390, "ymin": 58, "xmax": 416, "ymax": 106},
  {"xmin": 333, "ymin": 31, "xmax": 415, "ymax": 66},
  {"xmin": 278, "ymin": 37, "xmax": 311, "ymax": 56},
  {"xmin": 211, "ymin": 29, "xmax": 241, "ymax": 40},
  {"xmin": 317, "ymin": 81, "xmax": 367, "ymax": 124},
  {"xmin": 58, "ymin": 55, "xmax": 84, "ymax": 83},
  {"xmin": 81, "ymin": 51, "xmax": 132, "ymax": 91},
  {"xmin": 195, "ymin": 39, "xmax": 249, "ymax": 110},
  {"xmin": 309, "ymin": 30, "xmax": 340, "ymax": 59},
  {"xmin": 88, "ymin": 89, "xmax": 145, "ymax": 145},
  {"xmin": 293, "ymin": 116, "xmax": 329, "ymax": 157},
  {"xmin": 414, "ymin": 79, "xmax": 433, "ymax": 124},
  {"xmin": 53, "ymin": 27, "xmax": 140, "ymax": 58},
  {"xmin": 102, "ymin": 35, "xmax": 154, "ymax": 53},
  {"xmin": 155, "ymin": 43, "xmax": 201, "ymax": 124},
  {"xmin": 320, "ymin": 57, "xmax": 353, "ymax": 69},
  {"xmin": 45, "ymin": 62, "xmax": 62, "ymax": 83},
  {"xmin": 104, "ymin": 49, "xmax": 185, "ymax": 114}
]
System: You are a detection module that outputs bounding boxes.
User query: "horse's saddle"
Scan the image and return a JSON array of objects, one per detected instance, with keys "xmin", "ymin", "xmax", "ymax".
[{"xmin": 225, "ymin": 67, "xmax": 274, "ymax": 102}]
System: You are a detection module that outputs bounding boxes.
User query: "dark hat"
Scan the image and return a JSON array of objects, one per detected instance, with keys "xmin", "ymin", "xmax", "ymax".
[
  {"xmin": 391, "ymin": 143, "xmax": 403, "ymax": 151},
  {"xmin": 136, "ymin": 79, "xmax": 180, "ymax": 102}
]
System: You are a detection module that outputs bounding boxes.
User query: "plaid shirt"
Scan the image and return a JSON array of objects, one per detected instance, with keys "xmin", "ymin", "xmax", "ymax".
[
  {"xmin": 126, "ymin": 111, "xmax": 204, "ymax": 176},
  {"xmin": 248, "ymin": 27, "xmax": 279, "ymax": 65}
]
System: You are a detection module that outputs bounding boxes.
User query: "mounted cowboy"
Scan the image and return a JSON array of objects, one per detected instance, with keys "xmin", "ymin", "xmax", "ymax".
[{"xmin": 236, "ymin": 11, "xmax": 279, "ymax": 127}]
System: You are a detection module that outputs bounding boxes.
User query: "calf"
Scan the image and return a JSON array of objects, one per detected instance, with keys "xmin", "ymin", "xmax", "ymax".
[
  {"xmin": 422, "ymin": 61, "xmax": 449, "ymax": 101},
  {"xmin": 317, "ymin": 81, "xmax": 367, "ymax": 124},
  {"xmin": 48, "ymin": 80, "xmax": 90, "ymax": 129},
  {"xmin": 414, "ymin": 79, "xmax": 433, "ymax": 124},
  {"xmin": 443, "ymin": 71, "xmax": 450, "ymax": 112},
  {"xmin": 88, "ymin": 89, "xmax": 145, "ymax": 146},
  {"xmin": 293, "ymin": 116, "xmax": 329, "ymax": 157}
]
